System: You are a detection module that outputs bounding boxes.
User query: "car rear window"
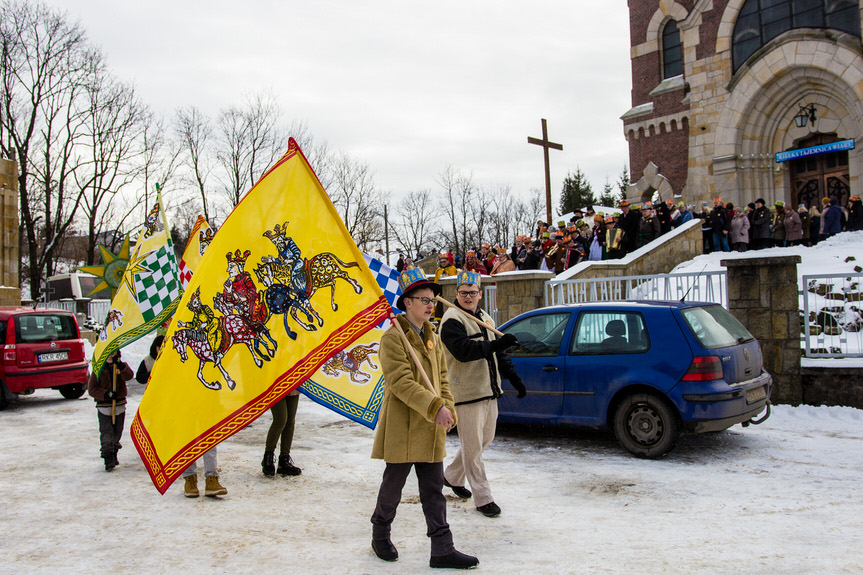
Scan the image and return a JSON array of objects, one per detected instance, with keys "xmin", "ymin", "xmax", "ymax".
[
  {"xmin": 680, "ymin": 305, "xmax": 754, "ymax": 349},
  {"xmin": 570, "ymin": 311, "xmax": 649, "ymax": 355},
  {"xmin": 15, "ymin": 314, "xmax": 78, "ymax": 343}
]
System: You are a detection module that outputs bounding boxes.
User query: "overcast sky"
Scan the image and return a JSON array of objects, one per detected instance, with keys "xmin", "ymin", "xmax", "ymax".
[{"xmin": 62, "ymin": 1, "xmax": 633, "ymax": 211}]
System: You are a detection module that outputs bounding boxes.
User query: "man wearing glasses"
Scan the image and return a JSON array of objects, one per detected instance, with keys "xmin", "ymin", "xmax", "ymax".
[
  {"xmin": 370, "ymin": 268, "xmax": 478, "ymax": 569},
  {"xmin": 440, "ymin": 271, "xmax": 526, "ymax": 517}
]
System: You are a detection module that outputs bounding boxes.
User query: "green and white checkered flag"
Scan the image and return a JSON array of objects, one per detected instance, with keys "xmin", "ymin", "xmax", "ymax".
[{"xmin": 133, "ymin": 240, "xmax": 181, "ymax": 322}]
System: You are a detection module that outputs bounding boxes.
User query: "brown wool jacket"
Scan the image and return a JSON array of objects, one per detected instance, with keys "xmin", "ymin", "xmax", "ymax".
[
  {"xmin": 87, "ymin": 361, "xmax": 134, "ymax": 408},
  {"xmin": 371, "ymin": 315, "xmax": 456, "ymax": 464}
]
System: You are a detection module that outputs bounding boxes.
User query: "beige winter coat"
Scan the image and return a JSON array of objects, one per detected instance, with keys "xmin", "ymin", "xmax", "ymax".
[{"xmin": 371, "ymin": 315, "xmax": 456, "ymax": 463}]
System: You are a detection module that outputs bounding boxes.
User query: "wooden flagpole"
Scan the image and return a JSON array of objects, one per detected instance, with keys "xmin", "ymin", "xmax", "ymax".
[
  {"xmin": 111, "ymin": 365, "xmax": 118, "ymax": 424},
  {"xmin": 434, "ymin": 296, "xmax": 504, "ymax": 337},
  {"xmin": 389, "ymin": 314, "xmax": 437, "ymax": 396}
]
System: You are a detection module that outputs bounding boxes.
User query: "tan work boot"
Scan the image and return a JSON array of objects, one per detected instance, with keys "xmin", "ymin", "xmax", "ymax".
[
  {"xmin": 184, "ymin": 475, "xmax": 199, "ymax": 498},
  {"xmin": 204, "ymin": 475, "xmax": 227, "ymax": 497}
]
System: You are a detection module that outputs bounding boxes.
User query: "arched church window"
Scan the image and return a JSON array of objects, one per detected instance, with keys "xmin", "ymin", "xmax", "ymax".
[
  {"xmin": 733, "ymin": 0, "xmax": 860, "ymax": 73},
  {"xmin": 662, "ymin": 20, "xmax": 683, "ymax": 78}
]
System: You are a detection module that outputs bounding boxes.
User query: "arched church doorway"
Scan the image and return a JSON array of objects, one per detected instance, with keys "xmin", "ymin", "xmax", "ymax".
[{"xmin": 790, "ymin": 134, "xmax": 851, "ymax": 209}]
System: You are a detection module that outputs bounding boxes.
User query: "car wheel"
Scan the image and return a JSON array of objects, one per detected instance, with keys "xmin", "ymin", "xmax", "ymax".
[
  {"xmin": 59, "ymin": 383, "xmax": 86, "ymax": 400},
  {"xmin": 613, "ymin": 393, "xmax": 680, "ymax": 459}
]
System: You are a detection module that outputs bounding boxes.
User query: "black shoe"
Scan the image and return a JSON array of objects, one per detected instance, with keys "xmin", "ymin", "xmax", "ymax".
[
  {"xmin": 372, "ymin": 538, "xmax": 398, "ymax": 562},
  {"xmin": 476, "ymin": 502, "xmax": 501, "ymax": 517},
  {"xmin": 443, "ymin": 478, "xmax": 472, "ymax": 499},
  {"xmin": 430, "ymin": 550, "xmax": 479, "ymax": 569},
  {"xmin": 277, "ymin": 454, "xmax": 301, "ymax": 476},
  {"xmin": 262, "ymin": 451, "xmax": 275, "ymax": 476}
]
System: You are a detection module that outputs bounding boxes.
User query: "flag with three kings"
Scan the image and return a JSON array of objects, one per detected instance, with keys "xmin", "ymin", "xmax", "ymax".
[
  {"xmin": 131, "ymin": 139, "xmax": 391, "ymax": 493},
  {"xmin": 90, "ymin": 191, "xmax": 182, "ymax": 378}
]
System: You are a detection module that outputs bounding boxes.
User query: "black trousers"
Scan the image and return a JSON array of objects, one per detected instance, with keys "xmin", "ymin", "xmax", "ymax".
[
  {"xmin": 97, "ymin": 410, "xmax": 125, "ymax": 459},
  {"xmin": 371, "ymin": 461, "xmax": 454, "ymax": 556}
]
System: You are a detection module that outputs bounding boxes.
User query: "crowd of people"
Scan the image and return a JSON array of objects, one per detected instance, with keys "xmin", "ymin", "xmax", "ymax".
[
  {"xmin": 394, "ymin": 194, "xmax": 862, "ymax": 277},
  {"xmin": 697, "ymin": 195, "xmax": 862, "ymax": 253}
]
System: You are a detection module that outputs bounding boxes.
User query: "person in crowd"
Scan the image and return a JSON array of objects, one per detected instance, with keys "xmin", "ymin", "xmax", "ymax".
[
  {"xmin": 402, "ymin": 255, "xmax": 415, "ymax": 271},
  {"xmin": 798, "ymin": 205, "xmax": 812, "ymax": 246},
  {"xmin": 490, "ymin": 250, "xmax": 516, "ymax": 275},
  {"xmin": 619, "ymin": 200, "xmax": 640, "ymax": 255},
  {"xmin": 262, "ymin": 391, "xmax": 302, "ymax": 477},
  {"xmin": 657, "ymin": 199, "xmax": 672, "ymax": 235},
  {"xmin": 136, "ymin": 335, "xmax": 164, "ymax": 384},
  {"xmin": 589, "ymin": 214, "xmax": 606, "ymax": 261},
  {"xmin": 639, "ymin": 203, "xmax": 660, "ymax": 247},
  {"xmin": 848, "ymin": 195, "xmax": 863, "ymax": 231},
  {"xmin": 521, "ymin": 239, "xmax": 542, "ymax": 270},
  {"xmin": 556, "ymin": 220, "xmax": 568, "ymax": 238},
  {"xmin": 729, "ymin": 206, "xmax": 750, "ymax": 252},
  {"xmin": 462, "ymin": 250, "xmax": 485, "ymax": 275},
  {"xmin": 88, "ymin": 350, "xmax": 134, "ymax": 471},
  {"xmin": 669, "ymin": 201, "xmax": 681, "ymax": 229},
  {"xmin": 433, "ymin": 251, "xmax": 459, "ymax": 321},
  {"xmin": 708, "ymin": 198, "xmax": 730, "ymax": 252},
  {"xmin": 370, "ymin": 268, "xmax": 478, "ymax": 569},
  {"xmin": 454, "ymin": 254, "xmax": 463, "ymax": 269},
  {"xmin": 771, "ymin": 201, "xmax": 787, "ymax": 247},
  {"xmin": 809, "ymin": 203, "xmax": 822, "ymax": 244},
  {"xmin": 606, "ymin": 216, "xmax": 626, "ymax": 260},
  {"xmin": 822, "ymin": 197, "xmax": 844, "ymax": 238},
  {"xmin": 819, "ymin": 197, "xmax": 831, "ymax": 240},
  {"xmin": 783, "ymin": 203, "xmax": 803, "ymax": 247},
  {"xmin": 561, "ymin": 234, "xmax": 582, "ymax": 270},
  {"xmin": 434, "ymin": 252, "xmax": 457, "ymax": 283},
  {"xmin": 510, "ymin": 235, "xmax": 526, "ymax": 265},
  {"xmin": 480, "ymin": 243, "xmax": 496, "ymax": 274},
  {"xmin": 544, "ymin": 231, "xmax": 567, "ymax": 274},
  {"xmin": 751, "ymin": 198, "xmax": 771, "ymax": 250},
  {"xmin": 440, "ymin": 271, "xmax": 525, "ymax": 519},
  {"xmin": 697, "ymin": 202, "xmax": 713, "ymax": 253},
  {"xmin": 677, "ymin": 202, "xmax": 694, "ymax": 226},
  {"xmin": 447, "ymin": 251, "xmax": 454, "ymax": 266},
  {"xmin": 396, "ymin": 253, "xmax": 405, "ymax": 273}
]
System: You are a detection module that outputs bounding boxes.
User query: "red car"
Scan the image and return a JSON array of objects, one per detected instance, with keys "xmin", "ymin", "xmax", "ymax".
[{"xmin": 0, "ymin": 307, "xmax": 89, "ymax": 409}]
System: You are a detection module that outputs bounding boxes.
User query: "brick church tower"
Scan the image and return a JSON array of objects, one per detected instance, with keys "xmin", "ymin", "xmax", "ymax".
[{"xmin": 622, "ymin": 1, "xmax": 862, "ymax": 210}]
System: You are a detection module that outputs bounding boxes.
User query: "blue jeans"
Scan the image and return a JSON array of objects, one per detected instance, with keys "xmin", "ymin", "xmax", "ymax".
[{"xmin": 712, "ymin": 231, "xmax": 730, "ymax": 252}]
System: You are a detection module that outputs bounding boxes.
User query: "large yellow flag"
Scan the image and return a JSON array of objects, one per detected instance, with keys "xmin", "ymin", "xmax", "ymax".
[
  {"xmin": 90, "ymin": 191, "xmax": 181, "ymax": 377},
  {"xmin": 131, "ymin": 139, "xmax": 390, "ymax": 493}
]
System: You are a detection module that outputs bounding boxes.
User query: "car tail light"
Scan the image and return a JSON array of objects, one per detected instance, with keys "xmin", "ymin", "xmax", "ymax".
[
  {"xmin": 3, "ymin": 323, "xmax": 15, "ymax": 364},
  {"xmin": 681, "ymin": 356, "xmax": 723, "ymax": 381}
]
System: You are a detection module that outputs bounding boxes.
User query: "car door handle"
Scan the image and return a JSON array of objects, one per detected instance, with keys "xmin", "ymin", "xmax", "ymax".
[{"xmin": 542, "ymin": 365, "xmax": 558, "ymax": 372}]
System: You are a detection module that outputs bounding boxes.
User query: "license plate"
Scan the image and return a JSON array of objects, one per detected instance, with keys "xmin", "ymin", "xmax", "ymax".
[
  {"xmin": 38, "ymin": 351, "xmax": 68, "ymax": 363},
  {"xmin": 746, "ymin": 385, "xmax": 767, "ymax": 404}
]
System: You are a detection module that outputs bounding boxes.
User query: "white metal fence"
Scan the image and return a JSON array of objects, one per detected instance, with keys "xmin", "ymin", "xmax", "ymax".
[
  {"xmin": 35, "ymin": 299, "xmax": 111, "ymax": 324},
  {"xmin": 801, "ymin": 273, "xmax": 863, "ymax": 358},
  {"xmin": 484, "ymin": 285, "xmax": 498, "ymax": 323},
  {"xmin": 545, "ymin": 271, "xmax": 728, "ymax": 308}
]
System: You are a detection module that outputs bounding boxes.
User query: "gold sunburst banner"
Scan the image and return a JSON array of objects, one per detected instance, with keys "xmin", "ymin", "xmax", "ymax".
[{"xmin": 131, "ymin": 139, "xmax": 389, "ymax": 494}]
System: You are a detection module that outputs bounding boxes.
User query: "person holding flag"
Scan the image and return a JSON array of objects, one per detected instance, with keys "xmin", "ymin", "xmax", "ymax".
[
  {"xmin": 87, "ymin": 350, "xmax": 133, "ymax": 471},
  {"xmin": 370, "ymin": 268, "xmax": 479, "ymax": 569}
]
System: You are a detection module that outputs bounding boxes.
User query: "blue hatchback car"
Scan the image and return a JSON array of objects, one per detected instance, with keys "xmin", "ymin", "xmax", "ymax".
[{"xmin": 497, "ymin": 301, "xmax": 772, "ymax": 458}]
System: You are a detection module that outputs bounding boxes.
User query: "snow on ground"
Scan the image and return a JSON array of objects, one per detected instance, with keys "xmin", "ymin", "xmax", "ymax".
[
  {"xmin": 2, "ymin": 234, "xmax": 862, "ymax": 574},
  {"xmin": 2, "ymin": 337, "xmax": 862, "ymax": 574}
]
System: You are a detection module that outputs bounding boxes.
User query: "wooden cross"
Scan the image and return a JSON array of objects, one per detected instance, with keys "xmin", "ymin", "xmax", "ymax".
[
  {"xmin": 39, "ymin": 283, "xmax": 55, "ymax": 304},
  {"xmin": 527, "ymin": 118, "xmax": 563, "ymax": 225}
]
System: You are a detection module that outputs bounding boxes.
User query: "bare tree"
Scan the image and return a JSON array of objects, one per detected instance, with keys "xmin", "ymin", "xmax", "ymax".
[
  {"xmin": 215, "ymin": 90, "xmax": 287, "ymax": 207},
  {"xmin": 76, "ymin": 72, "xmax": 148, "ymax": 264},
  {"xmin": 486, "ymin": 184, "xmax": 516, "ymax": 249},
  {"xmin": 329, "ymin": 150, "xmax": 386, "ymax": 251},
  {"xmin": 175, "ymin": 105, "xmax": 213, "ymax": 221},
  {"xmin": 436, "ymin": 165, "xmax": 477, "ymax": 255},
  {"xmin": 0, "ymin": 0, "xmax": 105, "ymax": 297},
  {"xmin": 394, "ymin": 188, "xmax": 437, "ymax": 258}
]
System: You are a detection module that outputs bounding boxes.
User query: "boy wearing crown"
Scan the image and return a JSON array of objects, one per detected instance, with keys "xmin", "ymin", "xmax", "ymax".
[
  {"xmin": 370, "ymin": 268, "xmax": 478, "ymax": 569},
  {"xmin": 440, "ymin": 271, "xmax": 525, "ymax": 518}
]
